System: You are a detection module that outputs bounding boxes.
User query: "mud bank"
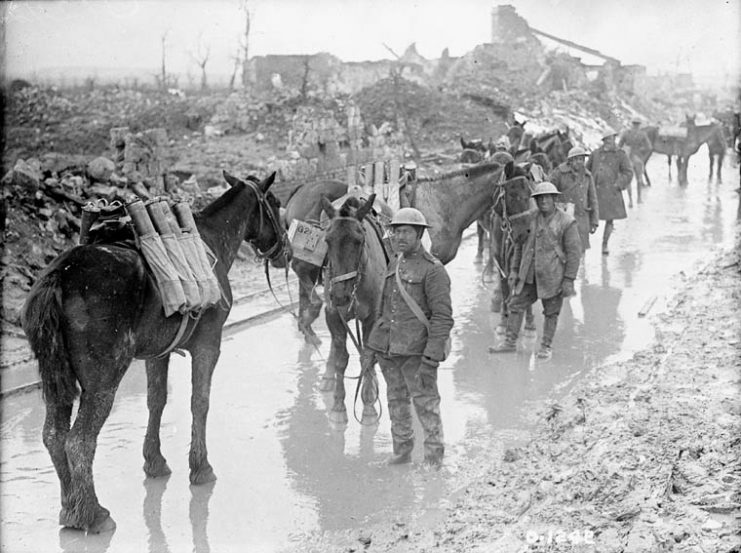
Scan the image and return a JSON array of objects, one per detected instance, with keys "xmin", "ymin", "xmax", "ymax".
[{"xmin": 294, "ymin": 234, "xmax": 741, "ymax": 553}]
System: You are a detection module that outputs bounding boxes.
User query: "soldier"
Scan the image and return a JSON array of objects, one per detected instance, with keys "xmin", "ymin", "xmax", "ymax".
[
  {"xmin": 548, "ymin": 146, "xmax": 599, "ymax": 254},
  {"xmin": 618, "ymin": 117, "xmax": 653, "ymax": 203},
  {"xmin": 587, "ymin": 129, "xmax": 633, "ymax": 255},
  {"xmin": 489, "ymin": 182, "xmax": 581, "ymax": 359},
  {"xmin": 364, "ymin": 208, "xmax": 454, "ymax": 467}
]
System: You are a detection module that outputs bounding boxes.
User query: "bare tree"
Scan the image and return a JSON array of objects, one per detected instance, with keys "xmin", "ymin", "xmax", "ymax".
[
  {"xmin": 240, "ymin": 0, "xmax": 251, "ymax": 89},
  {"xmin": 300, "ymin": 56, "xmax": 311, "ymax": 100},
  {"xmin": 229, "ymin": 46, "xmax": 241, "ymax": 91},
  {"xmin": 382, "ymin": 43, "xmax": 421, "ymax": 160},
  {"xmin": 189, "ymin": 34, "xmax": 211, "ymax": 91},
  {"xmin": 159, "ymin": 30, "xmax": 169, "ymax": 91}
]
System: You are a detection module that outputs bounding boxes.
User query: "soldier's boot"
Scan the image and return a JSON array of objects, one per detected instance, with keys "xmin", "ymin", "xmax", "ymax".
[
  {"xmin": 602, "ymin": 221, "xmax": 614, "ymax": 255},
  {"xmin": 537, "ymin": 316, "xmax": 559, "ymax": 359},
  {"xmin": 388, "ymin": 440, "xmax": 414, "ymax": 465},
  {"xmin": 489, "ymin": 310, "xmax": 523, "ymax": 353}
]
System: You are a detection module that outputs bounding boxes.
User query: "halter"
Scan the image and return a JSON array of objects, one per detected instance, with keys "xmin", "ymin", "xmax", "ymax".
[
  {"xmin": 324, "ymin": 216, "xmax": 367, "ymax": 311},
  {"xmin": 243, "ymin": 179, "xmax": 289, "ymax": 262}
]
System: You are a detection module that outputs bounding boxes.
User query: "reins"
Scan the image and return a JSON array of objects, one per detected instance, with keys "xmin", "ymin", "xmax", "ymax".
[{"xmin": 242, "ymin": 179, "xmax": 297, "ymax": 318}]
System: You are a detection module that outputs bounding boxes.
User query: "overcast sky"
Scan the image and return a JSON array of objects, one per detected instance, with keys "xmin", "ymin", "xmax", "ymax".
[{"xmin": 3, "ymin": 0, "xmax": 739, "ymax": 84}]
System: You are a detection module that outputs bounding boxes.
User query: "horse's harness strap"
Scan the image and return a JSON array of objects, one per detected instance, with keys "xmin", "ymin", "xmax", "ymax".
[
  {"xmin": 152, "ymin": 309, "xmax": 204, "ymax": 359},
  {"xmin": 330, "ymin": 271, "xmax": 358, "ymax": 284}
]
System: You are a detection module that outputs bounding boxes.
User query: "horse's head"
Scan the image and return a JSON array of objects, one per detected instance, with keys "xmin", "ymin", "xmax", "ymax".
[
  {"xmin": 321, "ymin": 194, "xmax": 376, "ymax": 308},
  {"xmin": 493, "ymin": 161, "xmax": 535, "ymax": 241},
  {"xmin": 222, "ymin": 170, "xmax": 291, "ymax": 268}
]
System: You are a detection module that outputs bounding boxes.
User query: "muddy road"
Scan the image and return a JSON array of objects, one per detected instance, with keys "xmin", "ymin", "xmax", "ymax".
[{"xmin": 1, "ymin": 153, "xmax": 738, "ymax": 552}]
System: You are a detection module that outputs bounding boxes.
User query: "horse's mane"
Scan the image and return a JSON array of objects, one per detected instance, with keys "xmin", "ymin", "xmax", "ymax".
[
  {"xmin": 196, "ymin": 182, "xmax": 245, "ymax": 219},
  {"xmin": 416, "ymin": 162, "xmax": 501, "ymax": 184},
  {"xmin": 285, "ymin": 183, "xmax": 304, "ymax": 204}
]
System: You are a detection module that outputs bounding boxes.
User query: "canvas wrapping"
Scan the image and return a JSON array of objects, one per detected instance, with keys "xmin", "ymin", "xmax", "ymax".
[{"xmin": 138, "ymin": 232, "xmax": 188, "ymax": 317}]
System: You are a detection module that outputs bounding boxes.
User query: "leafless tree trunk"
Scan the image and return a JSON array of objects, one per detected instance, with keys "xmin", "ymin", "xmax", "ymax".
[
  {"xmin": 240, "ymin": 0, "xmax": 251, "ymax": 89},
  {"xmin": 300, "ymin": 56, "xmax": 311, "ymax": 100},
  {"xmin": 160, "ymin": 31, "xmax": 169, "ymax": 91},
  {"xmin": 383, "ymin": 43, "xmax": 420, "ymax": 160},
  {"xmin": 189, "ymin": 35, "xmax": 211, "ymax": 91},
  {"xmin": 229, "ymin": 47, "xmax": 241, "ymax": 91}
]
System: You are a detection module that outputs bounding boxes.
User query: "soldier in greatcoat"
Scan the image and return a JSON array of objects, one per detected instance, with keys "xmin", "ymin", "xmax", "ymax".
[
  {"xmin": 548, "ymin": 146, "xmax": 599, "ymax": 254},
  {"xmin": 586, "ymin": 129, "xmax": 633, "ymax": 255}
]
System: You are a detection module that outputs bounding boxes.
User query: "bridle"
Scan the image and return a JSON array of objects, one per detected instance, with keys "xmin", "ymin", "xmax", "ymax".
[
  {"xmin": 243, "ymin": 178, "xmax": 289, "ymax": 263},
  {"xmin": 324, "ymin": 216, "xmax": 367, "ymax": 312}
]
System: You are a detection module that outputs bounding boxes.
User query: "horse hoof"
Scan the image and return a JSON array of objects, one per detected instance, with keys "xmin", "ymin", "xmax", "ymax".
[
  {"xmin": 143, "ymin": 457, "xmax": 172, "ymax": 478},
  {"xmin": 190, "ymin": 466, "xmax": 217, "ymax": 486},
  {"xmin": 319, "ymin": 377, "xmax": 335, "ymax": 393},
  {"xmin": 88, "ymin": 509, "xmax": 116, "ymax": 534},
  {"xmin": 328, "ymin": 408, "xmax": 348, "ymax": 425},
  {"xmin": 490, "ymin": 299, "xmax": 502, "ymax": 313}
]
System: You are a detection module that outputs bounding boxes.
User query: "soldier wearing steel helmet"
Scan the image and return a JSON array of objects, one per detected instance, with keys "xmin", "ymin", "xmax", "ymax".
[
  {"xmin": 489, "ymin": 182, "xmax": 581, "ymax": 359},
  {"xmin": 548, "ymin": 146, "xmax": 600, "ymax": 254},
  {"xmin": 365, "ymin": 207, "xmax": 453, "ymax": 467},
  {"xmin": 587, "ymin": 128, "xmax": 633, "ymax": 254}
]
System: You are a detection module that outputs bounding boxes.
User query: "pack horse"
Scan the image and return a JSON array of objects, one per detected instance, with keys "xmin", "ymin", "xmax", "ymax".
[{"xmin": 21, "ymin": 171, "xmax": 289, "ymax": 533}]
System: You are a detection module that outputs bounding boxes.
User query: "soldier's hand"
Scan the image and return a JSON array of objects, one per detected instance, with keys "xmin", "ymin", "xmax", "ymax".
[
  {"xmin": 561, "ymin": 278, "xmax": 576, "ymax": 297},
  {"xmin": 361, "ymin": 349, "xmax": 376, "ymax": 369},
  {"xmin": 507, "ymin": 271, "xmax": 518, "ymax": 290},
  {"xmin": 590, "ymin": 224, "xmax": 598, "ymax": 234},
  {"xmin": 421, "ymin": 356, "xmax": 439, "ymax": 370}
]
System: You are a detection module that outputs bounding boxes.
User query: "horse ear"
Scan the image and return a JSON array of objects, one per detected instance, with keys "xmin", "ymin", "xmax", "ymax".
[
  {"xmin": 504, "ymin": 160, "xmax": 515, "ymax": 179},
  {"xmin": 320, "ymin": 195, "xmax": 336, "ymax": 219},
  {"xmin": 222, "ymin": 170, "xmax": 241, "ymax": 188},
  {"xmin": 260, "ymin": 171, "xmax": 276, "ymax": 193},
  {"xmin": 356, "ymin": 194, "xmax": 376, "ymax": 221}
]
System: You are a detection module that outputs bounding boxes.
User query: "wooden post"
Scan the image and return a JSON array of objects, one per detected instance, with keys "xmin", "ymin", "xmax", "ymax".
[
  {"xmin": 363, "ymin": 162, "xmax": 374, "ymax": 194},
  {"xmin": 374, "ymin": 160, "xmax": 385, "ymax": 197},
  {"xmin": 347, "ymin": 165, "xmax": 356, "ymax": 188},
  {"xmin": 387, "ymin": 159, "xmax": 401, "ymax": 211}
]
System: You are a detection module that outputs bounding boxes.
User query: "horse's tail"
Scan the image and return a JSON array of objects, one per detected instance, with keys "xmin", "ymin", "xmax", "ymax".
[{"xmin": 21, "ymin": 265, "xmax": 79, "ymax": 404}]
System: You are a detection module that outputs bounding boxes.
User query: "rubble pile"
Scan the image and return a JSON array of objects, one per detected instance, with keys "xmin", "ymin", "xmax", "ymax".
[
  {"xmin": 355, "ymin": 77, "xmax": 509, "ymax": 151},
  {"xmin": 3, "ymin": 86, "xmax": 203, "ymax": 164}
]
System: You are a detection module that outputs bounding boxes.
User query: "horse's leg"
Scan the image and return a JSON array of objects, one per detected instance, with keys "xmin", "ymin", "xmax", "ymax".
[
  {"xmin": 475, "ymin": 221, "xmax": 485, "ymax": 263},
  {"xmin": 64, "ymin": 381, "xmax": 123, "ymax": 533},
  {"xmin": 189, "ymin": 346, "xmax": 219, "ymax": 485},
  {"xmin": 42, "ymin": 398, "xmax": 74, "ymax": 526},
  {"xmin": 667, "ymin": 155, "xmax": 672, "ymax": 180},
  {"xmin": 297, "ymin": 268, "xmax": 322, "ymax": 346},
  {"xmin": 718, "ymin": 150, "xmax": 724, "ymax": 183},
  {"xmin": 360, "ymin": 318, "xmax": 379, "ymax": 424},
  {"xmin": 143, "ymin": 356, "xmax": 172, "ymax": 478},
  {"xmin": 709, "ymin": 151, "xmax": 714, "ymax": 182},
  {"xmin": 324, "ymin": 309, "xmax": 349, "ymax": 424}
]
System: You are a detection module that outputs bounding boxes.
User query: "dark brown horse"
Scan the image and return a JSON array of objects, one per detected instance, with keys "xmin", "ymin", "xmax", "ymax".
[
  {"xmin": 529, "ymin": 128, "xmax": 573, "ymax": 168},
  {"xmin": 319, "ymin": 195, "xmax": 386, "ymax": 424},
  {"xmin": 487, "ymin": 162, "xmax": 537, "ymax": 332},
  {"xmin": 706, "ymin": 124, "xmax": 729, "ymax": 182},
  {"xmin": 21, "ymin": 171, "xmax": 288, "ymax": 533}
]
